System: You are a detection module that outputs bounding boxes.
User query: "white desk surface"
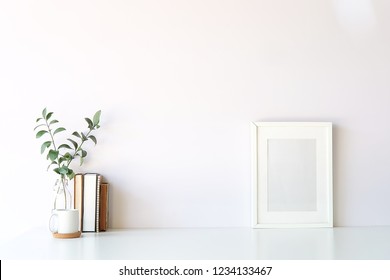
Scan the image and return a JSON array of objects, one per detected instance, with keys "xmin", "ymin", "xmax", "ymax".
[{"xmin": 1, "ymin": 226, "xmax": 390, "ymax": 260}]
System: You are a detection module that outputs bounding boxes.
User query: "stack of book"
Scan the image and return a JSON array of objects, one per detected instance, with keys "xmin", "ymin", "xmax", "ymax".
[{"xmin": 74, "ymin": 173, "xmax": 109, "ymax": 232}]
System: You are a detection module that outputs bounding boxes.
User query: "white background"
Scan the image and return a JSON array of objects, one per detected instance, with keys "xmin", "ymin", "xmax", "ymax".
[
  {"xmin": 1, "ymin": 0, "xmax": 390, "ymax": 242},
  {"xmin": 3, "ymin": 260, "xmax": 390, "ymax": 280}
]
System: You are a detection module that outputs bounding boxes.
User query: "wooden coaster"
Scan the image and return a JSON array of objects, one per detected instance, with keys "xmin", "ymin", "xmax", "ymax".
[{"xmin": 53, "ymin": 231, "xmax": 81, "ymax": 239}]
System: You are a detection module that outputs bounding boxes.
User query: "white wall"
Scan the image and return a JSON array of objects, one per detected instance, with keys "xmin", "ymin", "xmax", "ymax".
[{"xmin": 1, "ymin": 0, "xmax": 390, "ymax": 241}]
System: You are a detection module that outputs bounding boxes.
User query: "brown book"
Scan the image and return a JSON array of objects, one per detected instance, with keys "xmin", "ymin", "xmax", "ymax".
[
  {"xmin": 99, "ymin": 183, "xmax": 109, "ymax": 231},
  {"xmin": 73, "ymin": 173, "xmax": 84, "ymax": 231}
]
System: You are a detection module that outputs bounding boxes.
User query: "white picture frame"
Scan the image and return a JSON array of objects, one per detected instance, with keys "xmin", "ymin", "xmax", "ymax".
[{"xmin": 251, "ymin": 122, "xmax": 333, "ymax": 228}]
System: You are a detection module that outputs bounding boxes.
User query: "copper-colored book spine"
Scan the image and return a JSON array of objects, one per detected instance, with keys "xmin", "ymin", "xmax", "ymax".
[{"xmin": 99, "ymin": 183, "xmax": 109, "ymax": 231}]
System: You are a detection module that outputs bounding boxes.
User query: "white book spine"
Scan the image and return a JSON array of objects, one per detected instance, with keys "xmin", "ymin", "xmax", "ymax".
[{"xmin": 83, "ymin": 173, "xmax": 98, "ymax": 232}]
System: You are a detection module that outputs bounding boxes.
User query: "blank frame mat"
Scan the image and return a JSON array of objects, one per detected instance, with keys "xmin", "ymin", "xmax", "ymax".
[{"xmin": 267, "ymin": 139, "xmax": 317, "ymax": 212}]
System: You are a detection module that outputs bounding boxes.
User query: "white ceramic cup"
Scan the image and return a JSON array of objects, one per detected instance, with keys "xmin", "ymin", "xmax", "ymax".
[{"xmin": 49, "ymin": 209, "xmax": 79, "ymax": 234}]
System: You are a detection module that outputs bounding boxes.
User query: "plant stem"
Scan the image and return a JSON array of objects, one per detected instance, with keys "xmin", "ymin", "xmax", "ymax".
[
  {"xmin": 45, "ymin": 119, "xmax": 57, "ymax": 151},
  {"xmin": 54, "ymin": 175, "xmax": 69, "ymax": 209},
  {"xmin": 45, "ymin": 118, "xmax": 61, "ymax": 171}
]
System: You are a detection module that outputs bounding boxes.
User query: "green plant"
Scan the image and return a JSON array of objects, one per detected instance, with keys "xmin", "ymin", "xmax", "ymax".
[{"xmin": 34, "ymin": 108, "xmax": 102, "ymax": 180}]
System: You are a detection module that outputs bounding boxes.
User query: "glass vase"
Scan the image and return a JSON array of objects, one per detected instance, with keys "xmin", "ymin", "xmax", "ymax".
[{"xmin": 53, "ymin": 176, "xmax": 72, "ymax": 210}]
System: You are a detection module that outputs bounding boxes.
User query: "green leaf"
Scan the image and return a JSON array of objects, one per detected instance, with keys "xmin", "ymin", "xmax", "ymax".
[
  {"xmin": 64, "ymin": 152, "xmax": 73, "ymax": 160},
  {"xmin": 67, "ymin": 170, "xmax": 75, "ymax": 180},
  {"xmin": 40, "ymin": 141, "xmax": 52, "ymax": 154},
  {"xmin": 85, "ymin": 118, "xmax": 93, "ymax": 129},
  {"xmin": 42, "ymin": 108, "xmax": 47, "ymax": 118},
  {"xmin": 81, "ymin": 133, "xmax": 88, "ymax": 141},
  {"xmin": 36, "ymin": 130, "xmax": 48, "ymax": 138},
  {"xmin": 80, "ymin": 156, "xmax": 84, "ymax": 166},
  {"xmin": 58, "ymin": 144, "xmax": 72, "ymax": 150},
  {"xmin": 80, "ymin": 149, "xmax": 87, "ymax": 157},
  {"xmin": 54, "ymin": 166, "xmax": 69, "ymax": 175},
  {"xmin": 89, "ymin": 135, "xmax": 97, "ymax": 145},
  {"xmin": 45, "ymin": 112, "xmax": 53, "ymax": 120},
  {"xmin": 33, "ymin": 124, "xmax": 45, "ymax": 131},
  {"xmin": 93, "ymin": 110, "xmax": 101, "ymax": 126},
  {"xmin": 48, "ymin": 150, "xmax": 59, "ymax": 161},
  {"xmin": 49, "ymin": 120, "xmax": 59, "ymax": 125},
  {"xmin": 58, "ymin": 157, "xmax": 66, "ymax": 165},
  {"xmin": 53, "ymin": 127, "xmax": 66, "ymax": 135},
  {"xmin": 67, "ymin": 138, "xmax": 78, "ymax": 150},
  {"xmin": 36, "ymin": 117, "xmax": 43, "ymax": 123},
  {"xmin": 58, "ymin": 166, "xmax": 69, "ymax": 175},
  {"xmin": 72, "ymin": 131, "xmax": 81, "ymax": 138}
]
